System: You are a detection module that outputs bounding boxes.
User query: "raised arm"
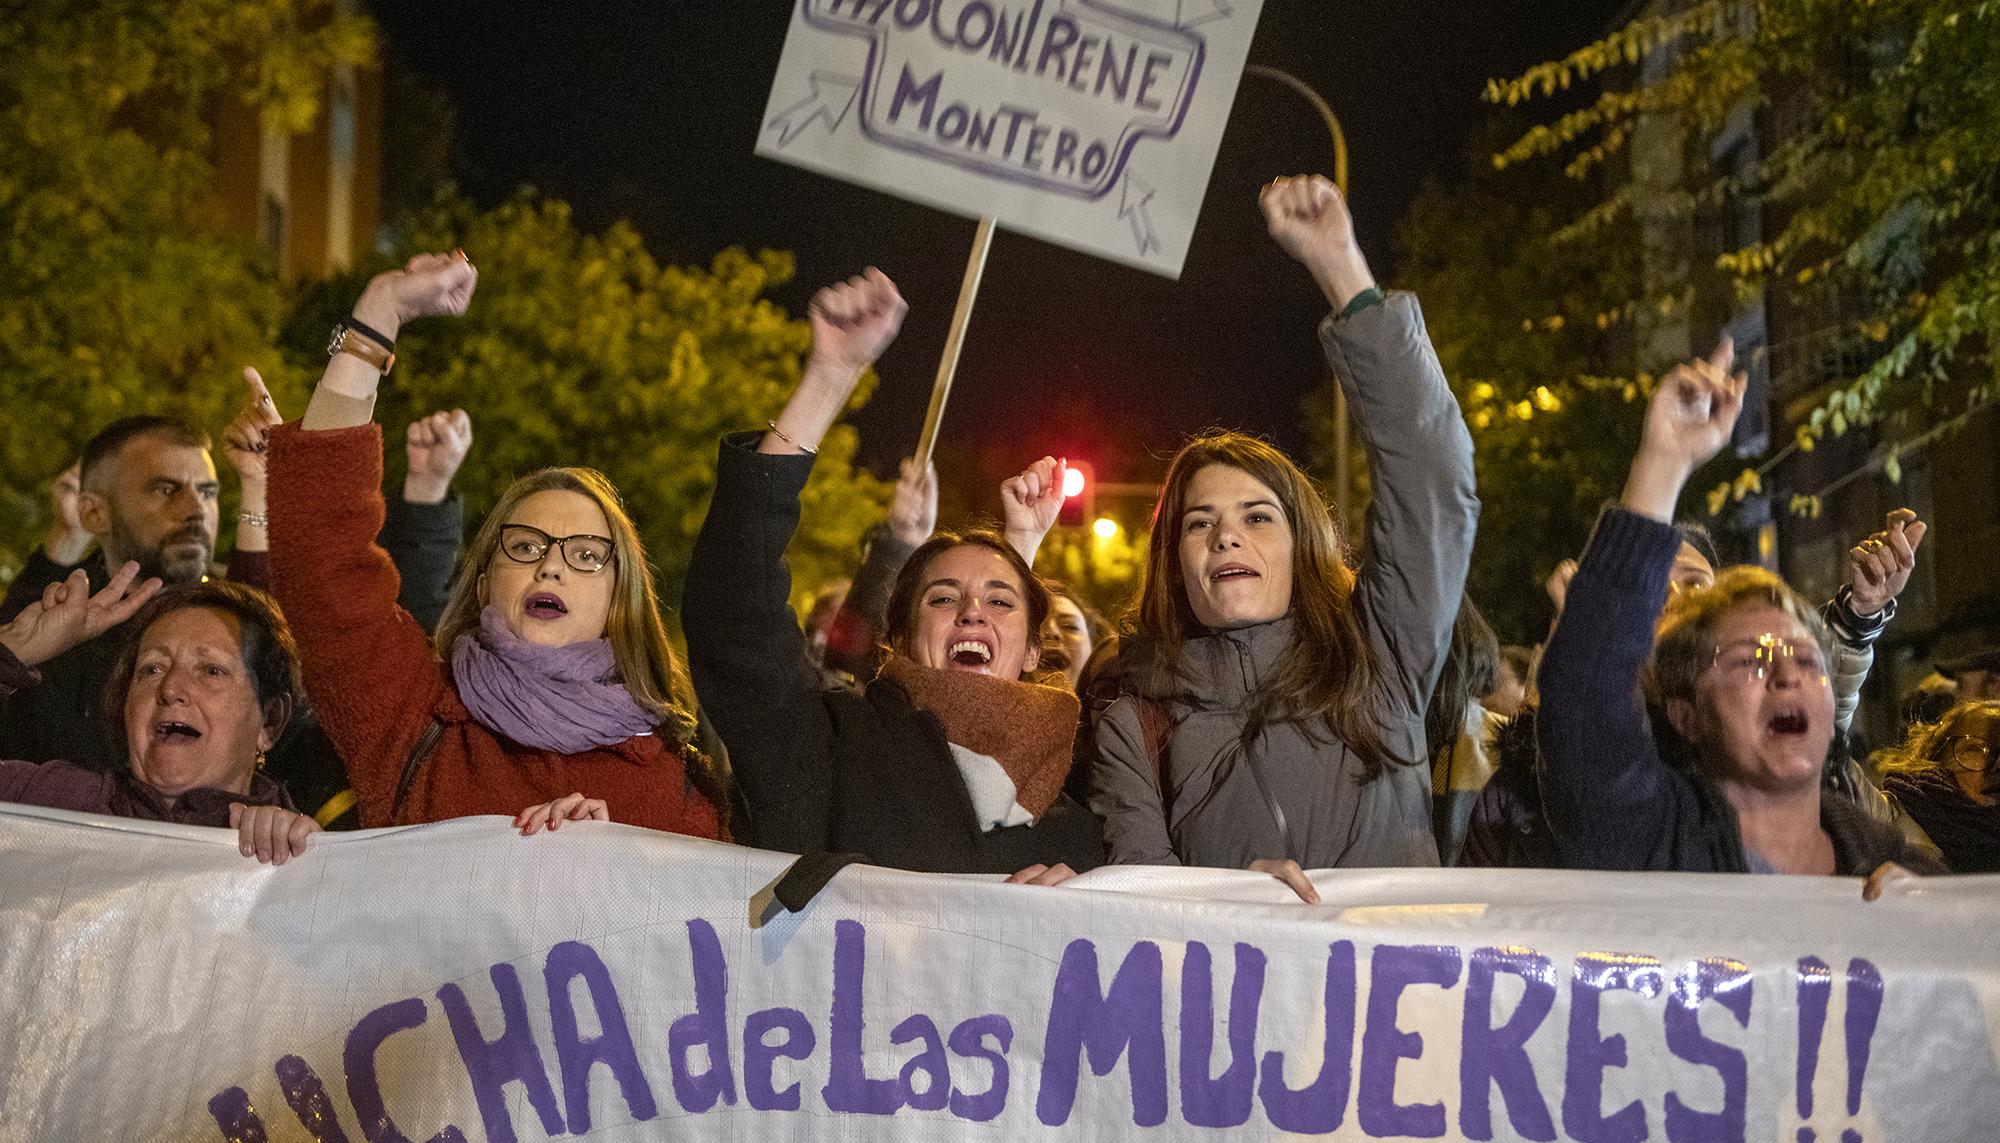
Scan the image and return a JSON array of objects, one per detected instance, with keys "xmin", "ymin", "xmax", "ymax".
[
  {"xmin": 1263, "ymin": 174, "xmax": 1480, "ymax": 757},
  {"xmin": 683, "ymin": 269, "xmax": 906, "ymax": 852},
  {"xmin": 385, "ymin": 409, "xmax": 474, "ymax": 631},
  {"xmin": 266, "ymin": 253, "xmax": 477, "ymax": 813},
  {"xmin": 1000, "ymin": 456, "xmax": 1066, "ymax": 566},
  {"xmin": 1825, "ymin": 508, "xmax": 1925, "ymax": 732},
  {"xmin": 1537, "ymin": 341, "xmax": 1746, "ymax": 869},
  {"xmin": 300, "ymin": 251, "xmax": 476, "ymax": 431}
]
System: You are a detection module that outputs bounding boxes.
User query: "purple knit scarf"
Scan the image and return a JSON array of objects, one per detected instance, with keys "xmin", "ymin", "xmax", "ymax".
[{"xmin": 450, "ymin": 606, "xmax": 656, "ymax": 754}]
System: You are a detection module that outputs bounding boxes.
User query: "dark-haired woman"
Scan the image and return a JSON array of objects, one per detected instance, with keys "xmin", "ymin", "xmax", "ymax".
[
  {"xmin": 1090, "ymin": 176, "xmax": 1478, "ymax": 898},
  {"xmin": 0, "ymin": 570, "xmax": 323, "ymax": 863},
  {"xmin": 684, "ymin": 269, "xmax": 1102, "ymax": 883}
]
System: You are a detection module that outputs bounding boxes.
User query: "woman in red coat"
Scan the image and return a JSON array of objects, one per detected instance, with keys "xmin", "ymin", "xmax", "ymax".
[{"xmin": 264, "ymin": 251, "xmax": 725, "ymax": 838}]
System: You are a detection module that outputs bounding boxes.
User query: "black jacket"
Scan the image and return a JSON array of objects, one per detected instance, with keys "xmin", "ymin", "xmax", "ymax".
[{"xmin": 683, "ymin": 434, "xmax": 1103, "ymax": 874}]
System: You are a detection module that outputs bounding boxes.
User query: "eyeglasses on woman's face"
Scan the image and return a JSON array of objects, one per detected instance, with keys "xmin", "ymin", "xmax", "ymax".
[
  {"xmin": 1708, "ymin": 633, "xmax": 1829, "ymax": 685},
  {"xmin": 496, "ymin": 524, "xmax": 615, "ymax": 575},
  {"xmin": 1940, "ymin": 735, "xmax": 1994, "ymax": 774}
]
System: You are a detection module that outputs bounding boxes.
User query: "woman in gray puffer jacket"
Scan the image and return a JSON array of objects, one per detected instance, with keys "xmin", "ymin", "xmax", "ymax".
[{"xmin": 1088, "ymin": 174, "xmax": 1478, "ymax": 898}]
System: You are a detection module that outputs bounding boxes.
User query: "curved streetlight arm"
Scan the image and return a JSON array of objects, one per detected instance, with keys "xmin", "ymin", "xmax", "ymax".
[{"xmin": 1243, "ymin": 64, "xmax": 1349, "ymax": 200}]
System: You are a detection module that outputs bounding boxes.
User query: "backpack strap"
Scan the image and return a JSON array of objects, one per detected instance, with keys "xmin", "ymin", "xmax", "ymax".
[
  {"xmin": 390, "ymin": 716, "xmax": 446, "ymax": 823},
  {"xmin": 1135, "ymin": 697, "xmax": 1173, "ymax": 814}
]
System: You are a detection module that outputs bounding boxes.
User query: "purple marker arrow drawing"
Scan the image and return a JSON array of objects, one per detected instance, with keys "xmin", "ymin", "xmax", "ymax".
[
  {"xmin": 766, "ymin": 72, "xmax": 862, "ymax": 148},
  {"xmin": 1176, "ymin": 0, "xmax": 1234, "ymax": 27},
  {"xmin": 1119, "ymin": 170, "xmax": 1159, "ymax": 256}
]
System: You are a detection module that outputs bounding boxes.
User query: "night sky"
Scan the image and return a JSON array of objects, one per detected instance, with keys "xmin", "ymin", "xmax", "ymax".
[{"xmin": 376, "ymin": 1, "xmax": 1632, "ymax": 502}]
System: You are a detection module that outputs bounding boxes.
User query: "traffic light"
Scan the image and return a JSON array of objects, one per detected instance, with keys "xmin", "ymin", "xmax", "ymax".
[{"xmin": 1059, "ymin": 460, "xmax": 1093, "ymax": 526}]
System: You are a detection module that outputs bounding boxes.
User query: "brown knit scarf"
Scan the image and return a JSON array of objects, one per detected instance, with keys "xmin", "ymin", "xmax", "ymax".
[{"xmin": 878, "ymin": 653, "xmax": 1081, "ymax": 821}]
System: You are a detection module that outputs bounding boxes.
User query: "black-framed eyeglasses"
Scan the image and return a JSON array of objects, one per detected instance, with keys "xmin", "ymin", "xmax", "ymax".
[
  {"xmin": 1940, "ymin": 735, "xmax": 1993, "ymax": 774},
  {"xmin": 496, "ymin": 524, "xmax": 615, "ymax": 574}
]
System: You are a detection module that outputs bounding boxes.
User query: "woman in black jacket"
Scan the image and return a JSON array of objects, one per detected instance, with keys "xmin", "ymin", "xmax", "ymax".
[{"xmin": 683, "ymin": 268, "xmax": 1102, "ymax": 884}]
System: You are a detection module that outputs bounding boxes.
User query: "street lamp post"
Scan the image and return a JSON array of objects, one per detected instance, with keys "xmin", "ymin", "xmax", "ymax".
[{"xmin": 1242, "ymin": 64, "xmax": 1354, "ymax": 536}]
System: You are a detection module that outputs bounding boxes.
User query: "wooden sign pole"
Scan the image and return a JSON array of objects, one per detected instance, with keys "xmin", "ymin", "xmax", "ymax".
[{"xmin": 914, "ymin": 216, "xmax": 997, "ymax": 470}]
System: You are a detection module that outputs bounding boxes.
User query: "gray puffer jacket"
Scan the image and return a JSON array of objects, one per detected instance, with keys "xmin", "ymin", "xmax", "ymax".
[{"xmin": 1088, "ymin": 293, "xmax": 1477, "ymax": 870}]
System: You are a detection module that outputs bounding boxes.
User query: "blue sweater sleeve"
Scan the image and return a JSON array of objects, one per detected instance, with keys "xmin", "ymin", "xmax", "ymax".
[{"xmin": 1535, "ymin": 506, "xmax": 1695, "ymax": 870}]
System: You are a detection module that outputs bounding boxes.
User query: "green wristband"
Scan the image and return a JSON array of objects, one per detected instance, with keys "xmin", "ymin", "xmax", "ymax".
[{"xmin": 1338, "ymin": 286, "xmax": 1386, "ymax": 321}]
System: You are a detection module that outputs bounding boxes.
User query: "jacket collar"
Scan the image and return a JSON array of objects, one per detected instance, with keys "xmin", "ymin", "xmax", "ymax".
[{"xmin": 1124, "ymin": 616, "xmax": 1295, "ymax": 708}]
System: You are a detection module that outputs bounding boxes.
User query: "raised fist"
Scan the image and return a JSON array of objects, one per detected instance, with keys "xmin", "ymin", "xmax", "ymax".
[
  {"xmin": 1001, "ymin": 455, "xmax": 1068, "ymax": 563},
  {"xmin": 1260, "ymin": 175, "xmax": 1359, "ymax": 270},
  {"xmin": 359, "ymin": 249, "xmax": 478, "ymax": 332},
  {"xmin": 807, "ymin": 267, "xmax": 908, "ymax": 375},
  {"xmin": 404, "ymin": 409, "xmax": 474, "ymax": 505}
]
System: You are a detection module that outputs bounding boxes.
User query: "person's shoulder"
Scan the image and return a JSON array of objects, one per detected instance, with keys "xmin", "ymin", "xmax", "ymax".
[{"xmin": 0, "ymin": 758, "xmax": 113, "ymax": 801}]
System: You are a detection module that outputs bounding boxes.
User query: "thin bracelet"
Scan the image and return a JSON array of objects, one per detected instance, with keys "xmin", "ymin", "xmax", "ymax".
[
  {"xmin": 766, "ymin": 420, "xmax": 818, "ymax": 456},
  {"xmin": 238, "ymin": 510, "xmax": 270, "ymax": 529}
]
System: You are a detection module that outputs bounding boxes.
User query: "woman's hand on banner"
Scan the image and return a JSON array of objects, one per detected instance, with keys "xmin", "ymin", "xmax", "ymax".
[
  {"xmin": 1861, "ymin": 861, "xmax": 1916, "ymax": 901},
  {"xmin": 516, "ymin": 792, "xmax": 610, "ymax": 835},
  {"xmin": 1004, "ymin": 863, "xmax": 1077, "ymax": 887},
  {"xmin": 1249, "ymin": 858, "xmax": 1321, "ymax": 904},
  {"xmin": 230, "ymin": 803, "xmax": 319, "ymax": 866}
]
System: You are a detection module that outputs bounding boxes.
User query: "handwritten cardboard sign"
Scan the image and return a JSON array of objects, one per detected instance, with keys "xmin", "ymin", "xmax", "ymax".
[{"xmin": 757, "ymin": 0, "xmax": 1265, "ymax": 277}]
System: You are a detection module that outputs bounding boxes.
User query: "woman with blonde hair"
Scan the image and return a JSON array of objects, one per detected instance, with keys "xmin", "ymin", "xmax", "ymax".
[
  {"xmin": 1880, "ymin": 701, "xmax": 1999, "ymax": 872},
  {"xmin": 1090, "ymin": 175, "xmax": 1479, "ymax": 899},
  {"xmin": 263, "ymin": 252, "xmax": 725, "ymax": 837}
]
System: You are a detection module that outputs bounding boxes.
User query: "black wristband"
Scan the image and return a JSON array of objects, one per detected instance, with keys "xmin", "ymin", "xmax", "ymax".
[{"xmin": 343, "ymin": 315, "xmax": 396, "ymax": 352}]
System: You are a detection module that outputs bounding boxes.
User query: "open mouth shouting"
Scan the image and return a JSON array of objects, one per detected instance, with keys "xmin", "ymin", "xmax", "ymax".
[
  {"xmin": 946, "ymin": 636, "xmax": 995, "ymax": 672},
  {"xmin": 1766, "ymin": 707, "xmax": 1810, "ymax": 738},
  {"xmin": 523, "ymin": 592, "xmax": 570, "ymax": 621},
  {"xmin": 151, "ymin": 718, "xmax": 203, "ymax": 746}
]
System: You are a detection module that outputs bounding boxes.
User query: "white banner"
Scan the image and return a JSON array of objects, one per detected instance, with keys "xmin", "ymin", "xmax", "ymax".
[
  {"xmin": 755, "ymin": 0, "xmax": 1265, "ymax": 277},
  {"xmin": 3, "ymin": 804, "xmax": 1999, "ymax": 1141}
]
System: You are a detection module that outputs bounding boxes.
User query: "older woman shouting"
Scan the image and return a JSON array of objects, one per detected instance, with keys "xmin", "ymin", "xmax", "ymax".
[
  {"xmin": 262, "ymin": 252, "xmax": 724, "ymax": 837},
  {"xmin": 684, "ymin": 269, "xmax": 1102, "ymax": 884},
  {"xmin": 1537, "ymin": 340, "xmax": 1941, "ymax": 892},
  {"xmin": 0, "ymin": 570, "xmax": 324, "ymax": 863}
]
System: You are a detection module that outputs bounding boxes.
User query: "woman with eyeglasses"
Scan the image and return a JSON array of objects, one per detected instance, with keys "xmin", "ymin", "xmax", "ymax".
[
  {"xmin": 261, "ymin": 252, "xmax": 726, "ymax": 837},
  {"xmin": 1537, "ymin": 340, "xmax": 1940, "ymax": 892},
  {"xmin": 1880, "ymin": 701, "xmax": 2000, "ymax": 872}
]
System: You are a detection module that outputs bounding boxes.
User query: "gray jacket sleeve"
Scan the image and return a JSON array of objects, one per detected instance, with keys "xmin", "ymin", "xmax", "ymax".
[
  {"xmin": 1088, "ymin": 697, "xmax": 1182, "ymax": 866},
  {"xmin": 1320, "ymin": 293, "xmax": 1480, "ymax": 767}
]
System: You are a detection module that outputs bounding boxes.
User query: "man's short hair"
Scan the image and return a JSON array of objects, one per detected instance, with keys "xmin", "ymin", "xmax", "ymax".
[
  {"xmin": 80, "ymin": 416, "xmax": 210, "ymax": 492},
  {"xmin": 1672, "ymin": 520, "xmax": 1721, "ymax": 568}
]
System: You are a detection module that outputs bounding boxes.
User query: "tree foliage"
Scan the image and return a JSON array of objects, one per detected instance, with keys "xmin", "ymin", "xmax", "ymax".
[
  {"xmin": 1491, "ymin": 0, "xmax": 2000, "ymax": 518},
  {"xmin": 314, "ymin": 195, "xmax": 890, "ymax": 612},
  {"xmin": 0, "ymin": 0, "xmax": 373, "ymax": 568}
]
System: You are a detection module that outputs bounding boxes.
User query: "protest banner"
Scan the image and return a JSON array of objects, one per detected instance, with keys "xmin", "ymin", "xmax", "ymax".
[{"xmin": 5, "ymin": 804, "xmax": 1997, "ymax": 1141}]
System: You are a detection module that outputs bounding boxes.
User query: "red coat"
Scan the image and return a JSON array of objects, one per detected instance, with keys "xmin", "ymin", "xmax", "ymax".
[{"xmin": 267, "ymin": 423, "xmax": 722, "ymax": 837}]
